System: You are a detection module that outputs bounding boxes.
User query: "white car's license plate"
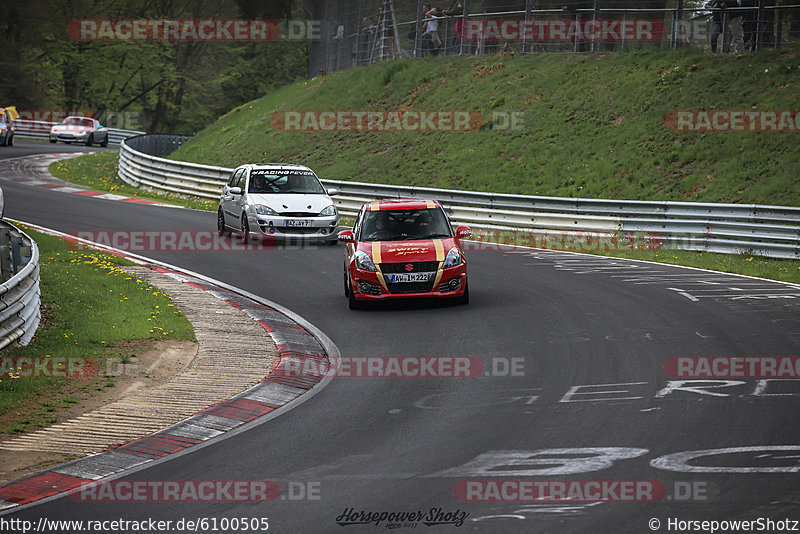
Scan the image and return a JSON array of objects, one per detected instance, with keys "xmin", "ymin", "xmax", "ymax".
[
  {"xmin": 285, "ymin": 220, "xmax": 312, "ymax": 227},
  {"xmin": 390, "ymin": 273, "xmax": 430, "ymax": 283}
]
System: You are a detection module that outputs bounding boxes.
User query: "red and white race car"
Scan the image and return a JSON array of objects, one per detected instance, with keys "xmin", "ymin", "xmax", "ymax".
[
  {"xmin": 338, "ymin": 199, "xmax": 471, "ymax": 309},
  {"xmin": 0, "ymin": 107, "xmax": 15, "ymax": 146}
]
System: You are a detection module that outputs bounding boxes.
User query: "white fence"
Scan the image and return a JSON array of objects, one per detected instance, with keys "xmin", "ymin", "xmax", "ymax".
[
  {"xmin": 0, "ymin": 222, "xmax": 40, "ymax": 350},
  {"xmin": 118, "ymin": 135, "xmax": 800, "ymax": 259}
]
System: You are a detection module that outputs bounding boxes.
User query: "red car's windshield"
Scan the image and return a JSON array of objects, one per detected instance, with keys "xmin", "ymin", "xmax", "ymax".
[{"xmin": 359, "ymin": 208, "xmax": 452, "ymax": 242}]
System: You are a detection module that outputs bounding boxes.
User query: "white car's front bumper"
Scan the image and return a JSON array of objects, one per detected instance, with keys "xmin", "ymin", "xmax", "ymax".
[{"xmin": 249, "ymin": 214, "xmax": 339, "ymax": 240}]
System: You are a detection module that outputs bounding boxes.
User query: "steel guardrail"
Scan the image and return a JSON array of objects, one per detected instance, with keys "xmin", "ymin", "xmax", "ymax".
[
  {"xmin": 117, "ymin": 135, "xmax": 800, "ymax": 259},
  {"xmin": 0, "ymin": 222, "xmax": 41, "ymax": 350},
  {"xmin": 12, "ymin": 120, "xmax": 144, "ymax": 147}
]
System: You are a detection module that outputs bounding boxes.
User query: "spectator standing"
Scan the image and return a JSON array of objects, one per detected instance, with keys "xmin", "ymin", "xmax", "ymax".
[
  {"xmin": 708, "ymin": 1, "xmax": 739, "ymax": 53},
  {"xmin": 740, "ymin": 0, "xmax": 758, "ymax": 51},
  {"xmin": 561, "ymin": 4, "xmax": 589, "ymax": 52},
  {"xmin": 728, "ymin": 1, "xmax": 744, "ymax": 52},
  {"xmin": 445, "ymin": 2, "xmax": 464, "ymax": 55},
  {"xmin": 359, "ymin": 17, "xmax": 376, "ymax": 65}
]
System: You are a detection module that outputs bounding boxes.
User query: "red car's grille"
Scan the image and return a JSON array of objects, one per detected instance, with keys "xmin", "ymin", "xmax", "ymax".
[
  {"xmin": 379, "ymin": 261, "xmax": 439, "ymax": 274},
  {"xmin": 386, "ymin": 281, "xmax": 435, "ymax": 294}
]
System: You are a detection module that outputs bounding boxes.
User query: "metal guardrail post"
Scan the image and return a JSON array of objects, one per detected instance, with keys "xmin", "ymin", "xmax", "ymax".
[
  {"xmin": 0, "ymin": 230, "xmax": 11, "ymax": 281},
  {"xmin": 756, "ymin": 0, "xmax": 766, "ymax": 50},
  {"xmin": 673, "ymin": 0, "xmax": 684, "ymax": 50},
  {"xmin": 523, "ymin": 0, "xmax": 533, "ymax": 54},
  {"xmin": 592, "ymin": 0, "xmax": 600, "ymax": 53},
  {"xmin": 414, "ymin": 0, "xmax": 424, "ymax": 58},
  {"xmin": 10, "ymin": 235, "xmax": 22, "ymax": 274}
]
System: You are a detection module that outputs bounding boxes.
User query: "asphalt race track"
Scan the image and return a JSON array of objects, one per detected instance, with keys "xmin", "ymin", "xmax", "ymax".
[{"xmin": 2, "ymin": 140, "xmax": 800, "ymax": 533}]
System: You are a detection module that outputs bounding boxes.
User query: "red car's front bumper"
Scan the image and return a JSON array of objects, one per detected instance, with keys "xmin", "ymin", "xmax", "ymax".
[{"xmin": 349, "ymin": 264, "xmax": 468, "ymax": 302}]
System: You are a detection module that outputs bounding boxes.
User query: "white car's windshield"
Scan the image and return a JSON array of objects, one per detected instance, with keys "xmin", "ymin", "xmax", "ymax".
[
  {"xmin": 248, "ymin": 170, "xmax": 325, "ymax": 194},
  {"xmin": 63, "ymin": 117, "xmax": 95, "ymax": 128}
]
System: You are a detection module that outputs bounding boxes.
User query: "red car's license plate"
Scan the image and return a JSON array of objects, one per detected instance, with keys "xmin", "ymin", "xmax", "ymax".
[{"xmin": 390, "ymin": 273, "xmax": 430, "ymax": 283}]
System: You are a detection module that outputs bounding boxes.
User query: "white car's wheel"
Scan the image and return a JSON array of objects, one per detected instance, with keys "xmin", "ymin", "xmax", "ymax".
[{"xmin": 217, "ymin": 209, "xmax": 230, "ymax": 235}]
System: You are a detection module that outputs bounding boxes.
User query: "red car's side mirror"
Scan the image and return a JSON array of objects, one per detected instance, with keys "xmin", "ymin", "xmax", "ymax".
[
  {"xmin": 338, "ymin": 230, "xmax": 355, "ymax": 243},
  {"xmin": 455, "ymin": 226, "xmax": 472, "ymax": 238}
]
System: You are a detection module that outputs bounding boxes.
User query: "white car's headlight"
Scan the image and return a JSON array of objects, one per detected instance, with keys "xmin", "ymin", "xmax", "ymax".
[
  {"xmin": 355, "ymin": 250, "xmax": 377, "ymax": 272},
  {"xmin": 254, "ymin": 204, "xmax": 278, "ymax": 216},
  {"xmin": 319, "ymin": 205, "xmax": 337, "ymax": 217},
  {"xmin": 443, "ymin": 246, "xmax": 462, "ymax": 268}
]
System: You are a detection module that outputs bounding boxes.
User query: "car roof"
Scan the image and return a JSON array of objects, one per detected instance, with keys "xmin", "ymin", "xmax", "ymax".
[
  {"xmin": 363, "ymin": 198, "xmax": 442, "ymax": 211},
  {"xmin": 244, "ymin": 163, "xmax": 314, "ymax": 172}
]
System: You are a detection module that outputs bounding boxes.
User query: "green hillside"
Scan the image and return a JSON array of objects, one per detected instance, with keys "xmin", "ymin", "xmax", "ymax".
[{"xmin": 171, "ymin": 49, "xmax": 800, "ymax": 206}]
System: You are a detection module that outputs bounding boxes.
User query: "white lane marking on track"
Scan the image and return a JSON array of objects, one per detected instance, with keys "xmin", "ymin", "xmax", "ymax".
[
  {"xmin": 473, "ymin": 502, "xmax": 605, "ymax": 521},
  {"xmin": 730, "ymin": 294, "xmax": 800, "ymax": 300},
  {"xmin": 559, "ymin": 382, "xmax": 648, "ymax": 403},
  {"xmin": 95, "ymin": 193, "xmax": 132, "ymax": 201},
  {"xmin": 666, "ymin": 288, "xmax": 700, "ymax": 302}
]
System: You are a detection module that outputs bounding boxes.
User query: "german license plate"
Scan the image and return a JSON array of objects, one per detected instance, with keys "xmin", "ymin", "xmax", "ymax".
[
  {"xmin": 285, "ymin": 220, "xmax": 312, "ymax": 227},
  {"xmin": 390, "ymin": 273, "xmax": 430, "ymax": 283}
]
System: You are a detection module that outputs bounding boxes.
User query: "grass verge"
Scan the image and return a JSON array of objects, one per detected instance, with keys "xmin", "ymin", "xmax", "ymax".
[
  {"xmin": 172, "ymin": 49, "xmax": 800, "ymax": 206},
  {"xmin": 0, "ymin": 225, "xmax": 195, "ymax": 433},
  {"xmin": 48, "ymin": 151, "xmax": 217, "ymax": 211}
]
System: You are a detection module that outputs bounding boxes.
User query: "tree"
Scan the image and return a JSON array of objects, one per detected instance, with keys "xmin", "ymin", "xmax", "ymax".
[{"xmin": 0, "ymin": 0, "xmax": 308, "ymax": 133}]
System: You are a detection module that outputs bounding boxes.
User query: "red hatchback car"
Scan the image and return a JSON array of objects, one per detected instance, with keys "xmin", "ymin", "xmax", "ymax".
[{"xmin": 339, "ymin": 199, "xmax": 472, "ymax": 309}]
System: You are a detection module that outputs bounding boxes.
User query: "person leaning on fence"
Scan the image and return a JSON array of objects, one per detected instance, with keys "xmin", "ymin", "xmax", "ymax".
[
  {"xmin": 423, "ymin": 7, "xmax": 443, "ymax": 56},
  {"xmin": 359, "ymin": 17, "xmax": 376, "ymax": 65},
  {"xmin": 740, "ymin": 0, "xmax": 758, "ymax": 51},
  {"xmin": 708, "ymin": 0, "xmax": 739, "ymax": 53},
  {"xmin": 561, "ymin": 4, "xmax": 589, "ymax": 52},
  {"xmin": 728, "ymin": 2, "xmax": 745, "ymax": 53},
  {"xmin": 445, "ymin": 2, "xmax": 464, "ymax": 55}
]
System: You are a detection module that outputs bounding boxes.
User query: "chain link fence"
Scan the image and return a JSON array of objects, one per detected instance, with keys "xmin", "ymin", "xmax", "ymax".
[{"xmin": 304, "ymin": 1, "xmax": 800, "ymax": 75}]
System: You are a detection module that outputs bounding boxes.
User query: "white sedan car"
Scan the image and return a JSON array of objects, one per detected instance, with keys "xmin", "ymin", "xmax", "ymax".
[{"xmin": 217, "ymin": 164, "xmax": 339, "ymax": 244}]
